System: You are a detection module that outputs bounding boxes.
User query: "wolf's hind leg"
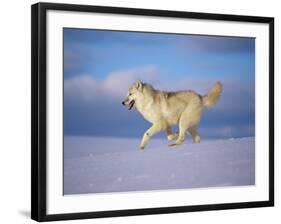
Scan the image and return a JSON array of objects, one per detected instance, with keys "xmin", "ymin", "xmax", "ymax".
[
  {"xmin": 169, "ymin": 122, "xmax": 187, "ymax": 147},
  {"xmin": 169, "ymin": 105, "xmax": 202, "ymax": 147},
  {"xmin": 166, "ymin": 127, "xmax": 178, "ymax": 141},
  {"xmin": 188, "ymin": 126, "xmax": 201, "ymax": 143},
  {"xmin": 140, "ymin": 122, "xmax": 166, "ymax": 150}
]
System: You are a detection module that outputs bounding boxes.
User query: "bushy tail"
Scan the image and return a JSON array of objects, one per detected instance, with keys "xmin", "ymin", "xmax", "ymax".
[{"xmin": 202, "ymin": 82, "xmax": 223, "ymax": 108}]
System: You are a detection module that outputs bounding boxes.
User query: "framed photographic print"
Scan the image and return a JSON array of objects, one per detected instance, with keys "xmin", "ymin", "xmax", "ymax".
[{"xmin": 31, "ymin": 2, "xmax": 274, "ymax": 222}]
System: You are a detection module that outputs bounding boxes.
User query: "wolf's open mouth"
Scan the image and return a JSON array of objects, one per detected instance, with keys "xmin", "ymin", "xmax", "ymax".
[{"xmin": 128, "ymin": 100, "xmax": 135, "ymax": 110}]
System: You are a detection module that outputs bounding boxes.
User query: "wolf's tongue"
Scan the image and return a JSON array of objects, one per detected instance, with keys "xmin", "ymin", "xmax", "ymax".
[{"xmin": 128, "ymin": 100, "xmax": 135, "ymax": 110}]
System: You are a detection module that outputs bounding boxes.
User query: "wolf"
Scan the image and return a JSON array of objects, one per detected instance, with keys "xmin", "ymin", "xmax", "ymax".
[{"xmin": 122, "ymin": 80, "xmax": 222, "ymax": 149}]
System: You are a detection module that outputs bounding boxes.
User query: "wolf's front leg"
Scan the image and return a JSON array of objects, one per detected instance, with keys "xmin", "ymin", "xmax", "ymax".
[{"xmin": 139, "ymin": 122, "xmax": 164, "ymax": 150}]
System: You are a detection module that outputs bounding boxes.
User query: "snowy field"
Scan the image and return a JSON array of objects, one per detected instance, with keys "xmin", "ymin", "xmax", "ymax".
[{"xmin": 64, "ymin": 136, "xmax": 255, "ymax": 195}]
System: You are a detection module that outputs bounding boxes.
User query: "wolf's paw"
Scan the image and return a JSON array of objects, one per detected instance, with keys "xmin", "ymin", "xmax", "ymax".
[
  {"xmin": 169, "ymin": 136, "xmax": 185, "ymax": 147},
  {"xmin": 167, "ymin": 133, "xmax": 179, "ymax": 141},
  {"xmin": 139, "ymin": 144, "xmax": 145, "ymax": 150},
  {"xmin": 193, "ymin": 136, "xmax": 201, "ymax": 144}
]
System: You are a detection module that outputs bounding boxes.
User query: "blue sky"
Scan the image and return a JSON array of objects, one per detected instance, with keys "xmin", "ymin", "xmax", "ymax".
[{"xmin": 64, "ymin": 28, "xmax": 255, "ymax": 139}]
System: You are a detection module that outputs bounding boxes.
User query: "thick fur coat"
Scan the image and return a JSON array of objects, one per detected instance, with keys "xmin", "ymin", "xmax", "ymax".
[{"xmin": 122, "ymin": 80, "xmax": 222, "ymax": 149}]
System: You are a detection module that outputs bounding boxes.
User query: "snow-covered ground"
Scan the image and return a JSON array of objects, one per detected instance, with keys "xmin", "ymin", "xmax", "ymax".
[{"xmin": 64, "ymin": 136, "xmax": 255, "ymax": 195}]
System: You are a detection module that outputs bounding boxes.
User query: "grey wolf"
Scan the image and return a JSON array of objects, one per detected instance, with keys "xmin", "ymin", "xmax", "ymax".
[{"xmin": 122, "ymin": 80, "xmax": 222, "ymax": 149}]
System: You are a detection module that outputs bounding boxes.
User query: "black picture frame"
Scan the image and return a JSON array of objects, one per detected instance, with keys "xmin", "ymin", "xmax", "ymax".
[{"xmin": 31, "ymin": 2, "xmax": 274, "ymax": 222}]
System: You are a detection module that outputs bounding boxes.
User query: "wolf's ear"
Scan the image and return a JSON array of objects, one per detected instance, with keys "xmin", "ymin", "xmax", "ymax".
[{"xmin": 134, "ymin": 80, "xmax": 143, "ymax": 90}]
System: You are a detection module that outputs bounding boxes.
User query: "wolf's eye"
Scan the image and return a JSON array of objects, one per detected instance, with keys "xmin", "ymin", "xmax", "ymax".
[{"xmin": 129, "ymin": 93, "xmax": 132, "ymax": 96}]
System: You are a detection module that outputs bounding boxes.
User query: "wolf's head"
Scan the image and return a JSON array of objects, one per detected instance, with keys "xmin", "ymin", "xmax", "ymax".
[{"xmin": 122, "ymin": 80, "xmax": 144, "ymax": 110}]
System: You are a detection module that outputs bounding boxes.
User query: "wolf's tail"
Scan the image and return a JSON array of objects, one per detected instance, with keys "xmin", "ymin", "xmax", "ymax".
[{"xmin": 202, "ymin": 82, "xmax": 223, "ymax": 108}]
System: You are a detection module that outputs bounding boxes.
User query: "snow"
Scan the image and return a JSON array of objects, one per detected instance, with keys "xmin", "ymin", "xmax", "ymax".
[{"xmin": 64, "ymin": 136, "xmax": 255, "ymax": 195}]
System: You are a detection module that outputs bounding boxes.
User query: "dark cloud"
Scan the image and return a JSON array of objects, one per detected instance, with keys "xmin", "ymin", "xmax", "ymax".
[
  {"xmin": 180, "ymin": 35, "xmax": 255, "ymax": 54},
  {"xmin": 64, "ymin": 28, "xmax": 173, "ymax": 46},
  {"xmin": 63, "ymin": 42, "xmax": 106, "ymax": 79},
  {"xmin": 63, "ymin": 28, "xmax": 171, "ymax": 78},
  {"xmin": 64, "ymin": 28, "xmax": 255, "ymax": 54}
]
